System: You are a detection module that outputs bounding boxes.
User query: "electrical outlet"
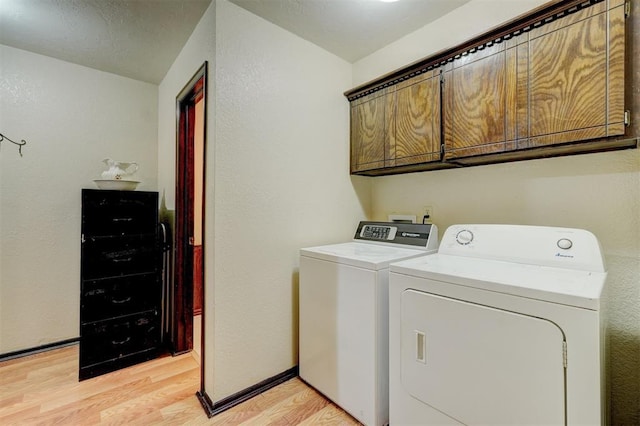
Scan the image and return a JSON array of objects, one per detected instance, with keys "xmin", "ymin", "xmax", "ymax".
[{"xmin": 422, "ymin": 206, "xmax": 434, "ymax": 224}]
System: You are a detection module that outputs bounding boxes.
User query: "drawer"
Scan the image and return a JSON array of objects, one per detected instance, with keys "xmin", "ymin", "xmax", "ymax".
[
  {"xmin": 81, "ymin": 274, "xmax": 161, "ymax": 323},
  {"xmin": 80, "ymin": 311, "xmax": 160, "ymax": 367},
  {"xmin": 82, "ymin": 236, "xmax": 159, "ymax": 279},
  {"xmin": 82, "ymin": 190, "xmax": 158, "ymax": 237}
]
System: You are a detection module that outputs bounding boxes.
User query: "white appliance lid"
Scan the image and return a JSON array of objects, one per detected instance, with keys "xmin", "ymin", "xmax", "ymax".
[
  {"xmin": 390, "ymin": 254, "xmax": 606, "ymax": 309},
  {"xmin": 390, "ymin": 224, "xmax": 608, "ymax": 310},
  {"xmin": 301, "ymin": 242, "xmax": 434, "ymax": 270}
]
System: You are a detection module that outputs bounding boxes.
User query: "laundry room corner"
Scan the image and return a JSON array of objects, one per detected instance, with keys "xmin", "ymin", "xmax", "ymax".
[{"xmin": 354, "ymin": 0, "xmax": 640, "ymax": 421}]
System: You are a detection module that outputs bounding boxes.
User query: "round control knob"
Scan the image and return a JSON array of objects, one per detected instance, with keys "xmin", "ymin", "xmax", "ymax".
[
  {"xmin": 456, "ymin": 229, "xmax": 474, "ymax": 245},
  {"xmin": 557, "ymin": 238, "xmax": 573, "ymax": 250}
]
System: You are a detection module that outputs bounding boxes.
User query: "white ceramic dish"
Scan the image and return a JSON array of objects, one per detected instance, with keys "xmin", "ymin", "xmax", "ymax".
[{"xmin": 93, "ymin": 179, "xmax": 140, "ymax": 191}]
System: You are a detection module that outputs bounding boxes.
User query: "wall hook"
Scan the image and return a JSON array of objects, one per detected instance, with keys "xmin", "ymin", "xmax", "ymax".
[{"xmin": 0, "ymin": 132, "xmax": 27, "ymax": 157}]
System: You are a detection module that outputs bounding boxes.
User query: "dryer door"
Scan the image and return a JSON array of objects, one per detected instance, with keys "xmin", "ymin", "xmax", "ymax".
[{"xmin": 401, "ymin": 289, "xmax": 565, "ymax": 425}]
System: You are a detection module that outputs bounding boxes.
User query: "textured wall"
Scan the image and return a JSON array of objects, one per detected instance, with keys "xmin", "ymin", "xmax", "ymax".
[
  {"xmin": 0, "ymin": 45, "xmax": 158, "ymax": 354},
  {"xmin": 211, "ymin": 0, "xmax": 370, "ymax": 400},
  {"xmin": 354, "ymin": 0, "xmax": 640, "ymax": 423}
]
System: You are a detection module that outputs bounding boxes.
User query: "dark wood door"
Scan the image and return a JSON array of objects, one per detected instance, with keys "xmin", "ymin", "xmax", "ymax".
[{"xmin": 174, "ymin": 99, "xmax": 196, "ymax": 354}]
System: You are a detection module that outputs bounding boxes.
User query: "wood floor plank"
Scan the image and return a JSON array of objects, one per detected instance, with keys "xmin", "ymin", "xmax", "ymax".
[
  {"xmin": 0, "ymin": 405, "xmax": 46, "ymax": 426},
  {"xmin": 0, "ymin": 394, "xmax": 23, "ymax": 409},
  {"xmin": 297, "ymin": 404, "xmax": 361, "ymax": 426},
  {"xmin": 0, "ymin": 398, "xmax": 40, "ymax": 419},
  {"xmin": 14, "ymin": 375, "xmax": 154, "ymax": 425},
  {"xmin": 240, "ymin": 386, "xmax": 327, "ymax": 425},
  {"xmin": 157, "ymin": 394, "xmax": 211, "ymax": 425},
  {"xmin": 282, "ymin": 386, "xmax": 330, "ymax": 424},
  {"xmin": 98, "ymin": 369, "xmax": 199, "ymax": 421}
]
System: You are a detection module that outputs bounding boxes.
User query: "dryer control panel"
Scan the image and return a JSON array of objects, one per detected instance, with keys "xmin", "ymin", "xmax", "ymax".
[
  {"xmin": 354, "ymin": 221, "xmax": 438, "ymax": 250},
  {"xmin": 439, "ymin": 224, "xmax": 605, "ymax": 272}
]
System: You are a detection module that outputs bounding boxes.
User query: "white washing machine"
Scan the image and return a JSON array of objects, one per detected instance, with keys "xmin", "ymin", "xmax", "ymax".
[
  {"xmin": 389, "ymin": 224, "xmax": 607, "ymax": 425},
  {"xmin": 300, "ymin": 221, "xmax": 439, "ymax": 426}
]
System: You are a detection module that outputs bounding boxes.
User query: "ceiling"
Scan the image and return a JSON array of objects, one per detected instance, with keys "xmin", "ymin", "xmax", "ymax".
[
  {"xmin": 0, "ymin": 0, "xmax": 470, "ymax": 85},
  {"xmin": 227, "ymin": 0, "xmax": 470, "ymax": 63}
]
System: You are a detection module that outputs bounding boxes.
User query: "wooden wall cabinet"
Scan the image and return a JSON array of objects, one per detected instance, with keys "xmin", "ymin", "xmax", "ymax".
[
  {"xmin": 346, "ymin": 0, "xmax": 634, "ymax": 176},
  {"xmin": 444, "ymin": 0, "xmax": 626, "ymax": 160},
  {"xmin": 80, "ymin": 189, "xmax": 162, "ymax": 380},
  {"xmin": 350, "ymin": 70, "xmax": 442, "ymax": 174}
]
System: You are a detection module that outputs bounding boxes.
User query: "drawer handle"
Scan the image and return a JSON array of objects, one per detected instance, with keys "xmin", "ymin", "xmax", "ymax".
[
  {"xmin": 113, "ymin": 257, "xmax": 133, "ymax": 263},
  {"xmin": 112, "ymin": 296, "xmax": 132, "ymax": 304},
  {"xmin": 112, "ymin": 337, "xmax": 131, "ymax": 345},
  {"xmin": 113, "ymin": 217, "xmax": 134, "ymax": 222}
]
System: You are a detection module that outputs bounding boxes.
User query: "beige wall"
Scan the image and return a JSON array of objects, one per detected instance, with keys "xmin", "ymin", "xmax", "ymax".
[
  {"xmin": 212, "ymin": 0, "xmax": 369, "ymax": 400},
  {"xmin": 354, "ymin": 0, "xmax": 640, "ymax": 423},
  {"xmin": 157, "ymin": 0, "xmax": 370, "ymax": 402},
  {"xmin": 0, "ymin": 44, "xmax": 158, "ymax": 353}
]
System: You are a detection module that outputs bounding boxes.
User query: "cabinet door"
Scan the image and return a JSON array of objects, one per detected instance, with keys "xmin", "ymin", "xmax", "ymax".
[
  {"xmin": 391, "ymin": 71, "xmax": 442, "ymax": 167},
  {"xmin": 350, "ymin": 90, "xmax": 388, "ymax": 173},
  {"xmin": 527, "ymin": 0, "xmax": 626, "ymax": 147},
  {"xmin": 443, "ymin": 43, "xmax": 519, "ymax": 159}
]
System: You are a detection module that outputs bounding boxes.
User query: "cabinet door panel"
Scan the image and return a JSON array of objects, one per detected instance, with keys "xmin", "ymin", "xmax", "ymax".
[
  {"xmin": 444, "ymin": 49, "xmax": 510, "ymax": 158},
  {"xmin": 527, "ymin": 2, "xmax": 625, "ymax": 147},
  {"xmin": 350, "ymin": 92, "xmax": 386, "ymax": 172},
  {"xmin": 529, "ymin": 12, "xmax": 607, "ymax": 139},
  {"xmin": 394, "ymin": 73, "xmax": 441, "ymax": 166}
]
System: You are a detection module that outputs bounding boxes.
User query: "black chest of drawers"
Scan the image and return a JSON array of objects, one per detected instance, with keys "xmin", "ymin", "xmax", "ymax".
[{"xmin": 80, "ymin": 189, "xmax": 162, "ymax": 380}]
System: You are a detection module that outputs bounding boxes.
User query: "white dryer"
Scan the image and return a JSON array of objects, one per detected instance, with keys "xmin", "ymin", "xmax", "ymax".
[
  {"xmin": 389, "ymin": 224, "xmax": 607, "ymax": 426},
  {"xmin": 300, "ymin": 221, "xmax": 438, "ymax": 426}
]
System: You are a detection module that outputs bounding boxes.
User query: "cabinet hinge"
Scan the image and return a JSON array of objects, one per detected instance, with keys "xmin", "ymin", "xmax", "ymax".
[
  {"xmin": 624, "ymin": 110, "xmax": 631, "ymax": 126},
  {"xmin": 562, "ymin": 341, "xmax": 568, "ymax": 368},
  {"xmin": 81, "ymin": 233, "xmax": 85, "ymax": 243},
  {"xmin": 625, "ymin": 1, "xmax": 630, "ymax": 18}
]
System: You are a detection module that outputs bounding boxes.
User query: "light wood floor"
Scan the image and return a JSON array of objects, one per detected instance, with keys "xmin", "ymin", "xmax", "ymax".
[{"xmin": 0, "ymin": 344, "xmax": 360, "ymax": 425}]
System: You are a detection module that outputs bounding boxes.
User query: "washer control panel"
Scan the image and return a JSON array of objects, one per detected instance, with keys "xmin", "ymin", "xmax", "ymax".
[
  {"xmin": 354, "ymin": 221, "xmax": 438, "ymax": 250},
  {"xmin": 360, "ymin": 224, "xmax": 397, "ymax": 241}
]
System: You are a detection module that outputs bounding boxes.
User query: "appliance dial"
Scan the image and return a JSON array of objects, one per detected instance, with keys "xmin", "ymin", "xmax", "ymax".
[
  {"xmin": 557, "ymin": 238, "xmax": 573, "ymax": 250},
  {"xmin": 456, "ymin": 229, "xmax": 474, "ymax": 245}
]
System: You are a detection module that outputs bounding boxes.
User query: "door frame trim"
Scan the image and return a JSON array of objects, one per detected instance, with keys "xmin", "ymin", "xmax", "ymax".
[{"xmin": 174, "ymin": 61, "xmax": 208, "ymax": 395}]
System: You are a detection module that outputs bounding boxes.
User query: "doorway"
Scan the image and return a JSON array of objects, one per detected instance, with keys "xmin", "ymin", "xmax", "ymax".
[{"xmin": 173, "ymin": 62, "xmax": 207, "ymax": 393}]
